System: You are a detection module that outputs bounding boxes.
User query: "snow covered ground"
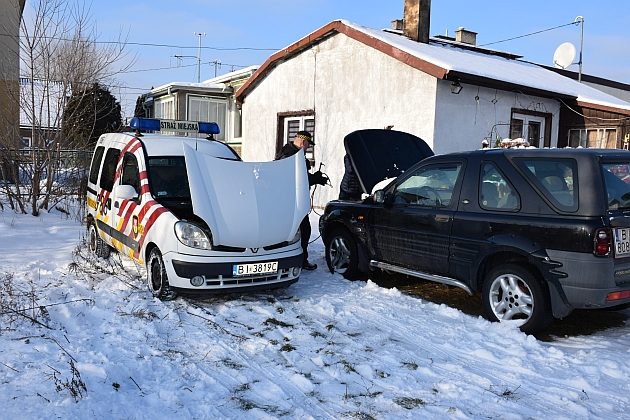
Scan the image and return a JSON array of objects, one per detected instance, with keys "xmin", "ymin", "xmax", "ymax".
[{"xmin": 1, "ymin": 207, "xmax": 630, "ymax": 419}]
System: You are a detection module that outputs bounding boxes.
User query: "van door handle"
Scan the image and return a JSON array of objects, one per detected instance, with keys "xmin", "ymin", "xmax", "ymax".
[
  {"xmin": 462, "ymin": 199, "xmax": 470, "ymax": 204},
  {"xmin": 435, "ymin": 215, "xmax": 450, "ymax": 222}
]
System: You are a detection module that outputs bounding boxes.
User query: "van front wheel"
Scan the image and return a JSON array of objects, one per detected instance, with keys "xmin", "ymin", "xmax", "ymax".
[
  {"xmin": 147, "ymin": 248, "xmax": 177, "ymax": 301},
  {"xmin": 88, "ymin": 222, "xmax": 110, "ymax": 259}
]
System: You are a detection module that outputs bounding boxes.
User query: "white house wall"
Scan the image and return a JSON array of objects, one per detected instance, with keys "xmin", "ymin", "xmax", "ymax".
[
  {"xmin": 241, "ymin": 33, "xmax": 438, "ymax": 207},
  {"xmin": 434, "ymin": 81, "xmax": 561, "ymax": 153}
]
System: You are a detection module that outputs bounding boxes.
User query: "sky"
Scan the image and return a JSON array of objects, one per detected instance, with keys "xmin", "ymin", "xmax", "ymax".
[
  {"xmin": 1, "ymin": 207, "xmax": 630, "ymax": 418},
  {"xmin": 39, "ymin": 0, "xmax": 630, "ymax": 118}
]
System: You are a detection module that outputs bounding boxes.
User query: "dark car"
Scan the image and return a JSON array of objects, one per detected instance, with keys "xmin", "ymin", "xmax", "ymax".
[{"xmin": 319, "ymin": 129, "xmax": 630, "ymax": 334}]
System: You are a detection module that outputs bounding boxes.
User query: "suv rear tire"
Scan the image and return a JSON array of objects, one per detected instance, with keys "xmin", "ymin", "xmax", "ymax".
[
  {"xmin": 88, "ymin": 222, "xmax": 110, "ymax": 259},
  {"xmin": 147, "ymin": 248, "xmax": 177, "ymax": 301},
  {"xmin": 325, "ymin": 228, "xmax": 360, "ymax": 280},
  {"xmin": 482, "ymin": 264, "xmax": 553, "ymax": 334}
]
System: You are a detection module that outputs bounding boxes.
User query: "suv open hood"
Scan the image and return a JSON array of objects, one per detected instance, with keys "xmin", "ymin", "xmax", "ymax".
[
  {"xmin": 183, "ymin": 144, "xmax": 310, "ymax": 248},
  {"xmin": 344, "ymin": 129, "xmax": 434, "ymax": 194}
]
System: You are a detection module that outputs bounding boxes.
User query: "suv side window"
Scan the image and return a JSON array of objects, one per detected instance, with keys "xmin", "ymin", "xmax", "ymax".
[
  {"xmin": 393, "ymin": 163, "xmax": 462, "ymax": 208},
  {"xmin": 99, "ymin": 148, "xmax": 121, "ymax": 192},
  {"xmin": 516, "ymin": 158, "xmax": 577, "ymax": 211},
  {"xmin": 88, "ymin": 146, "xmax": 105, "ymax": 185},
  {"xmin": 120, "ymin": 152, "xmax": 140, "ymax": 195},
  {"xmin": 479, "ymin": 162, "xmax": 520, "ymax": 211}
]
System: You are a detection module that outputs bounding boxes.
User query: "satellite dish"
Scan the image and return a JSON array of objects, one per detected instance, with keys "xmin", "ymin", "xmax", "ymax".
[{"xmin": 553, "ymin": 42, "xmax": 576, "ymax": 69}]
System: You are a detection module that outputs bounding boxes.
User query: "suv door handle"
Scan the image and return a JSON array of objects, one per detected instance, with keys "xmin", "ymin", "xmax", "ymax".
[
  {"xmin": 462, "ymin": 199, "xmax": 470, "ymax": 204},
  {"xmin": 435, "ymin": 215, "xmax": 450, "ymax": 222}
]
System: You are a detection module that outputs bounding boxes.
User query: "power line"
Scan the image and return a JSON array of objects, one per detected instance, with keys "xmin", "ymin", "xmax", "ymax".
[
  {"xmin": 480, "ymin": 20, "xmax": 580, "ymax": 47},
  {"xmin": 0, "ymin": 31, "xmax": 278, "ymax": 51}
]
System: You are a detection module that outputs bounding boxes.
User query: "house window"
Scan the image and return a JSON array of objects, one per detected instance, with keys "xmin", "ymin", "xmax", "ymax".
[
  {"xmin": 282, "ymin": 115, "xmax": 315, "ymax": 166},
  {"xmin": 510, "ymin": 111, "xmax": 547, "ymax": 147},
  {"xmin": 154, "ymin": 97, "xmax": 175, "ymax": 119},
  {"xmin": 187, "ymin": 96, "xmax": 227, "ymax": 141},
  {"xmin": 568, "ymin": 128, "xmax": 617, "ymax": 149},
  {"xmin": 21, "ymin": 137, "xmax": 31, "ymax": 149}
]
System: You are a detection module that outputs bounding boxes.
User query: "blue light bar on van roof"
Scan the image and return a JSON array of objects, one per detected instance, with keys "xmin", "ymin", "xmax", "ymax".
[
  {"xmin": 129, "ymin": 117, "xmax": 220, "ymax": 135},
  {"xmin": 199, "ymin": 122, "xmax": 220, "ymax": 135},
  {"xmin": 130, "ymin": 117, "xmax": 160, "ymax": 132}
]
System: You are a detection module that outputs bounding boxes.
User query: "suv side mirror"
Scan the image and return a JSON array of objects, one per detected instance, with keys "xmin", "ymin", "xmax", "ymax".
[
  {"xmin": 117, "ymin": 184, "xmax": 139, "ymax": 201},
  {"xmin": 374, "ymin": 190, "xmax": 387, "ymax": 204}
]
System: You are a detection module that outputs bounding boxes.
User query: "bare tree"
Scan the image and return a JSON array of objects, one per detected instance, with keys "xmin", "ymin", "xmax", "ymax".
[{"xmin": 0, "ymin": 0, "xmax": 132, "ymax": 216}]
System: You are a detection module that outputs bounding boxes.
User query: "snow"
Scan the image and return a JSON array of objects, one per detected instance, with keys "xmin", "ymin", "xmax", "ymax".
[
  {"xmin": 2, "ymin": 206, "xmax": 630, "ymax": 418},
  {"xmin": 339, "ymin": 20, "xmax": 630, "ymax": 112}
]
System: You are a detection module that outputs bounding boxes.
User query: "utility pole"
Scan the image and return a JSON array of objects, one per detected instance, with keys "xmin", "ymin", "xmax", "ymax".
[
  {"xmin": 210, "ymin": 59, "xmax": 221, "ymax": 77},
  {"xmin": 575, "ymin": 16, "xmax": 584, "ymax": 82},
  {"xmin": 194, "ymin": 32, "xmax": 206, "ymax": 82}
]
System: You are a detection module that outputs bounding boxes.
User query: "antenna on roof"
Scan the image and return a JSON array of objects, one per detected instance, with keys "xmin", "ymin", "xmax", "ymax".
[
  {"xmin": 552, "ymin": 16, "xmax": 584, "ymax": 81},
  {"xmin": 553, "ymin": 42, "xmax": 576, "ymax": 69}
]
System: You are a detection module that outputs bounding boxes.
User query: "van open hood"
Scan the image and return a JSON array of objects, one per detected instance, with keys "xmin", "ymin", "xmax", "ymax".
[
  {"xmin": 344, "ymin": 129, "xmax": 434, "ymax": 194},
  {"xmin": 183, "ymin": 144, "xmax": 310, "ymax": 248}
]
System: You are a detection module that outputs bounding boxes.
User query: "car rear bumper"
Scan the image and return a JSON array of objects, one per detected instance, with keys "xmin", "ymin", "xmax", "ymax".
[{"xmin": 547, "ymin": 249, "xmax": 630, "ymax": 309}]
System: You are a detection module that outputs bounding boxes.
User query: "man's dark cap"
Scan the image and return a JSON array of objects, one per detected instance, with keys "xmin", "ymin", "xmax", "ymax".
[{"xmin": 295, "ymin": 130, "xmax": 314, "ymax": 145}]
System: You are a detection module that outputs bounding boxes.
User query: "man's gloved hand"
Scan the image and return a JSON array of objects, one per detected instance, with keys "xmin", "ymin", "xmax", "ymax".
[{"xmin": 312, "ymin": 170, "xmax": 329, "ymax": 186}]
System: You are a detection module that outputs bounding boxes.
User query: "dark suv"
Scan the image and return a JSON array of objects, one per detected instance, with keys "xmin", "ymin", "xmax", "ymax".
[{"xmin": 319, "ymin": 129, "xmax": 630, "ymax": 334}]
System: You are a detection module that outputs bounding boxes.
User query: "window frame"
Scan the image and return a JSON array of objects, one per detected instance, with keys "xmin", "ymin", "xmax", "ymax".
[
  {"xmin": 510, "ymin": 109, "xmax": 552, "ymax": 147},
  {"xmin": 277, "ymin": 111, "xmax": 315, "ymax": 166},
  {"xmin": 99, "ymin": 148, "xmax": 121, "ymax": 192},
  {"xmin": 186, "ymin": 94, "xmax": 228, "ymax": 141},
  {"xmin": 390, "ymin": 162, "xmax": 464, "ymax": 209},
  {"xmin": 478, "ymin": 161, "xmax": 521, "ymax": 212},
  {"xmin": 514, "ymin": 157, "xmax": 579, "ymax": 213}
]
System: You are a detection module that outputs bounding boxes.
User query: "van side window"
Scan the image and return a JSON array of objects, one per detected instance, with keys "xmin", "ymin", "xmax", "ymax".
[
  {"xmin": 100, "ymin": 148, "xmax": 121, "ymax": 192},
  {"xmin": 121, "ymin": 152, "xmax": 140, "ymax": 195},
  {"xmin": 88, "ymin": 146, "xmax": 105, "ymax": 185},
  {"xmin": 479, "ymin": 162, "xmax": 520, "ymax": 211}
]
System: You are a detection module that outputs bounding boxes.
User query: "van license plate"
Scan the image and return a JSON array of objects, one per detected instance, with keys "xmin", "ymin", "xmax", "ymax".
[
  {"xmin": 614, "ymin": 228, "xmax": 630, "ymax": 257},
  {"xmin": 233, "ymin": 261, "xmax": 278, "ymax": 276}
]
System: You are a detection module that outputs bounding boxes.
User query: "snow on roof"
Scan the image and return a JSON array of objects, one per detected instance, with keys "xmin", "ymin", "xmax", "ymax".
[
  {"xmin": 150, "ymin": 80, "xmax": 225, "ymax": 95},
  {"xmin": 340, "ymin": 20, "xmax": 630, "ymax": 112},
  {"xmin": 201, "ymin": 65, "xmax": 260, "ymax": 85}
]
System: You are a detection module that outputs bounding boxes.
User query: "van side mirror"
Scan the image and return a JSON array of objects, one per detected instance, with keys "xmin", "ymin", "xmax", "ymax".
[
  {"xmin": 374, "ymin": 190, "xmax": 386, "ymax": 203},
  {"xmin": 117, "ymin": 184, "xmax": 139, "ymax": 201}
]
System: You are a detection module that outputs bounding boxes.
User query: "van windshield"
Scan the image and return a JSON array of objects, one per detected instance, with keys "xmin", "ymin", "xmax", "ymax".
[
  {"xmin": 602, "ymin": 162, "xmax": 630, "ymax": 210},
  {"xmin": 148, "ymin": 157, "xmax": 191, "ymax": 200}
]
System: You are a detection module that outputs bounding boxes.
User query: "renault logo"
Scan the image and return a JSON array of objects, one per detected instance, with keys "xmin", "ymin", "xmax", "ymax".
[{"xmin": 251, "ymin": 248, "xmax": 259, "ymax": 253}]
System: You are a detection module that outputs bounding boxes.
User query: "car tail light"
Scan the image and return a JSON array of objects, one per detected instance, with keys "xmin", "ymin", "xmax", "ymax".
[
  {"xmin": 593, "ymin": 228, "xmax": 611, "ymax": 256},
  {"xmin": 607, "ymin": 290, "xmax": 630, "ymax": 301}
]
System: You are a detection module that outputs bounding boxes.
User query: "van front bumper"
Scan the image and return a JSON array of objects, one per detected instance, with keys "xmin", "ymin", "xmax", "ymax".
[{"xmin": 162, "ymin": 252, "xmax": 303, "ymax": 292}]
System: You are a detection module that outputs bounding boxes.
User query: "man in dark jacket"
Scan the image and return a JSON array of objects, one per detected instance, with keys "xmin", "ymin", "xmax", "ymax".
[{"xmin": 275, "ymin": 131, "xmax": 327, "ymax": 270}]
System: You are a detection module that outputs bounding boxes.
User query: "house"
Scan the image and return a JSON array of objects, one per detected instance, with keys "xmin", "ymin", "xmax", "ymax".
[
  {"xmin": 235, "ymin": 7, "xmax": 630, "ymax": 207},
  {"xmin": 19, "ymin": 77, "xmax": 68, "ymax": 149},
  {"xmin": 145, "ymin": 66, "xmax": 258, "ymax": 155},
  {"xmin": 0, "ymin": 0, "xmax": 25, "ymax": 150}
]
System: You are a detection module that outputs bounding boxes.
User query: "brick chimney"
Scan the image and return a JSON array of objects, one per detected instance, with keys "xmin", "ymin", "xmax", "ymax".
[
  {"xmin": 455, "ymin": 27, "xmax": 477, "ymax": 45},
  {"xmin": 403, "ymin": 0, "xmax": 431, "ymax": 43}
]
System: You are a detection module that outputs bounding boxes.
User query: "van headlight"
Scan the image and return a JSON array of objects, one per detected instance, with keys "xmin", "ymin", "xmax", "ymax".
[
  {"xmin": 174, "ymin": 221, "xmax": 212, "ymax": 250},
  {"xmin": 289, "ymin": 228, "xmax": 301, "ymax": 245}
]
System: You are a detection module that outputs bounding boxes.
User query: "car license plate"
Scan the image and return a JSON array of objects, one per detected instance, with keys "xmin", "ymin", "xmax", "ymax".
[
  {"xmin": 614, "ymin": 228, "xmax": 630, "ymax": 257},
  {"xmin": 232, "ymin": 261, "xmax": 278, "ymax": 276}
]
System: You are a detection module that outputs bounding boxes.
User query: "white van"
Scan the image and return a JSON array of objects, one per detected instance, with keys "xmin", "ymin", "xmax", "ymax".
[{"xmin": 86, "ymin": 118, "xmax": 310, "ymax": 299}]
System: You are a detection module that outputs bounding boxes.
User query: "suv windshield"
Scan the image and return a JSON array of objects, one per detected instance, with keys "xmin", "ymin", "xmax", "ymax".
[
  {"xmin": 148, "ymin": 157, "xmax": 191, "ymax": 200},
  {"xmin": 602, "ymin": 162, "xmax": 630, "ymax": 210}
]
